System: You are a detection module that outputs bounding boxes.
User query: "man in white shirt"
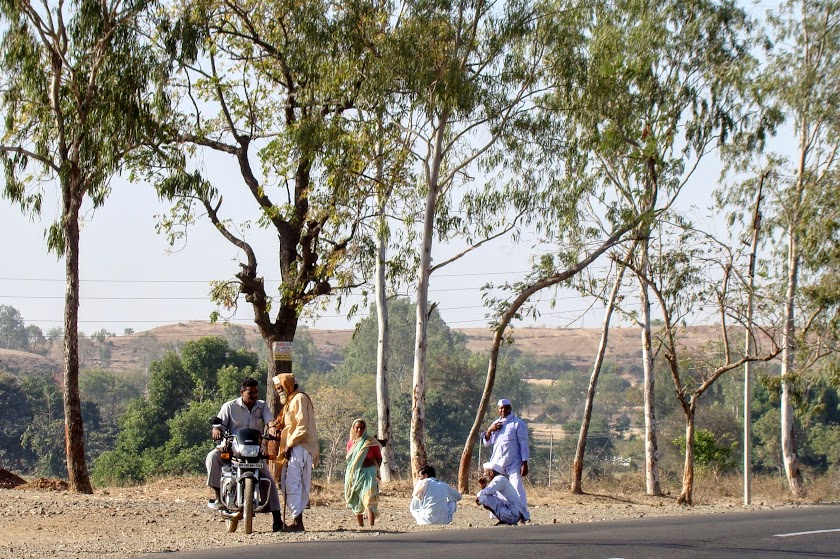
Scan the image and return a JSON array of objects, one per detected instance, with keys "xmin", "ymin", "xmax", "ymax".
[
  {"xmin": 205, "ymin": 377, "xmax": 283, "ymax": 531},
  {"xmin": 482, "ymin": 398, "xmax": 530, "ymax": 521},
  {"xmin": 409, "ymin": 465, "xmax": 462, "ymax": 525},
  {"xmin": 475, "ymin": 463, "xmax": 525, "ymax": 526}
]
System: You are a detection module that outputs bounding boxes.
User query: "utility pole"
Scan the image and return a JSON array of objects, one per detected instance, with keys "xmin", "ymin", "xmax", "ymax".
[
  {"xmin": 744, "ymin": 175, "xmax": 765, "ymax": 505},
  {"xmin": 548, "ymin": 433, "xmax": 554, "ymax": 487}
]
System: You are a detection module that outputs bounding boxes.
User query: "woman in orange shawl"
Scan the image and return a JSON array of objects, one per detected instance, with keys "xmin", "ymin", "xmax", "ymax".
[{"xmin": 344, "ymin": 419, "xmax": 382, "ymax": 527}]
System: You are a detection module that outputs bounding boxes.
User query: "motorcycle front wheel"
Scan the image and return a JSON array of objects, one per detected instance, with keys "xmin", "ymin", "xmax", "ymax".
[{"xmin": 243, "ymin": 477, "xmax": 255, "ymax": 534}]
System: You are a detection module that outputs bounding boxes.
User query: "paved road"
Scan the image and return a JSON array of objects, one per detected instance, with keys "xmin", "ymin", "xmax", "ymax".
[{"xmin": 149, "ymin": 505, "xmax": 840, "ymax": 559}]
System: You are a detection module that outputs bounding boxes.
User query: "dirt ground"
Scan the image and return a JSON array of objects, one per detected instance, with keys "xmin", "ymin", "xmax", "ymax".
[{"xmin": 1, "ymin": 473, "xmax": 834, "ymax": 559}]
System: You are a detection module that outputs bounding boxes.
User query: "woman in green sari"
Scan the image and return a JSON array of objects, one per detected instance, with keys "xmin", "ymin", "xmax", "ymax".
[{"xmin": 344, "ymin": 419, "xmax": 382, "ymax": 527}]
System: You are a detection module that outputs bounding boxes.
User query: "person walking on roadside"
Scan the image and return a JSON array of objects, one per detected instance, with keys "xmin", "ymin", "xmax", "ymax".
[
  {"xmin": 409, "ymin": 465, "xmax": 462, "ymax": 525},
  {"xmin": 344, "ymin": 418, "xmax": 382, "ymax": 528},
  {"xmin": 273, "ymin": 373, "xmax": 319, "ymax": 532},
  {"xmin": 482, "ymin": 398, "xmax": 530, "ymax": 522},
  {"xmin": 475, "ymin": 463, "xmax": 525, "ymax": 526}
]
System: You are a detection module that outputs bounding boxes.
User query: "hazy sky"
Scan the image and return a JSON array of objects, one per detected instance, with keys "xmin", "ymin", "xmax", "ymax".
[
  {"xmin": 1, "ymin": 171, "xmax": 620, "ymax": 336},
  {"xmin": 2, "ymin": 0, "xmax": 783, "ymax": 338}
]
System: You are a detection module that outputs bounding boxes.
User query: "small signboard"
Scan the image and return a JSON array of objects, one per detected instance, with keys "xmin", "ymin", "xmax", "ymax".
[{"xmin": 272, "ymin": 341, "xmax": 293, "ymax": 361}]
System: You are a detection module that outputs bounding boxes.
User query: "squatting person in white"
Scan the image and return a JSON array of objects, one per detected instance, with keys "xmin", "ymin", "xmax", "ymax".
[
  {"xmin": 409, "ymin": 465, "xmax": 462, "ymax": 525},
  {"xmin": 475, "ymin": 463, "xmax": 526, "ymax": 525}
]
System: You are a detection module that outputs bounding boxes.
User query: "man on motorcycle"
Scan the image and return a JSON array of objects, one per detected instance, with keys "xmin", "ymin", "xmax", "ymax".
[
  {"xmin": 206, "ymin": 377, "xmax": 284, "ymax": 532},
  {"xmin": 273, "ymin": 373, "xmax": 319, "ymax": 532}
]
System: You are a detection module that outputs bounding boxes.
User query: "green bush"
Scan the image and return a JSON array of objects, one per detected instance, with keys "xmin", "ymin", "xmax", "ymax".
[{"xmin": 92, "ymin": 449, "xmax": 147, "ymax": 486}]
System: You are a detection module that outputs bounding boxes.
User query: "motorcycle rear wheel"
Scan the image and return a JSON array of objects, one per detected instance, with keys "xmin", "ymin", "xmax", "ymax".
[{"xmin": 243, "ymin": 477, "xmax": 255, "ymax": 534}]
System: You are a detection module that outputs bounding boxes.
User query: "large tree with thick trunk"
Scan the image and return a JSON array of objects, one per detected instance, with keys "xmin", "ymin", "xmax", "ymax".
[
  {"xmin": 0, "ymin": 0, "xmax": 163, "ymax": 493},
  {"xmin": 150, "ymin": 0, "xmax": 394, "ymax": 414}
]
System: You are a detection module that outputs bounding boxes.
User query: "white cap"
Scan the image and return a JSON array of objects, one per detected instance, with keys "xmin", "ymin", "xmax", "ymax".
[
  {"xmin": 483, "ymin": 462, "xmax": 503, "ymax": 474},
  {"xmin": 497, "ymin": 398, "xmax": 511, "ymax": 407}
]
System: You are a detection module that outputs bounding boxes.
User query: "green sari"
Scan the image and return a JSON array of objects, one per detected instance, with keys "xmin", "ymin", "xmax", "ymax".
[{"xmin": 344, "ymin": 431, "xmax": 380, "ymax": 517}]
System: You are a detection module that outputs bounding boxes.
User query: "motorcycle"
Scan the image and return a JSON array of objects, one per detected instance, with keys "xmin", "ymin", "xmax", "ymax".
[{"xmin": 208, "ymin": 416, "xmax": 277, "ymax": 534}]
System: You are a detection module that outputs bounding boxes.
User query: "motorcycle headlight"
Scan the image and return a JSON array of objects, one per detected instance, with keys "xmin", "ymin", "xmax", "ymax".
[{"xmin": 233, "ymin": 439, "xmax": 261, "ymax": 458}]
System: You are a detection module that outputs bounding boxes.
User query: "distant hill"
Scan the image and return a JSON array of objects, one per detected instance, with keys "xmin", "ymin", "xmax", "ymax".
[
  {"xmin": 0, "ymin": 348, "xmax": 60, "ymax": 378},
  {"xmin": 1, "ymin": 321, "xmax": 731, "ymax": 380}
]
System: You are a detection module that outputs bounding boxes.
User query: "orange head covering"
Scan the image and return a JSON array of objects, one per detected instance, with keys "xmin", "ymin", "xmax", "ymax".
[{"xmin": 272, "ymin": 373, "xmax": 296, "ymax": 395}]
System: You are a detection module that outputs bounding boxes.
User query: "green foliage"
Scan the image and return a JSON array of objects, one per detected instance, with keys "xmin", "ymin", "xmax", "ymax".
[
  {"xmin": 178, "ymin": 337, "xmax": 256, "ymax": 402},
  {"xmin": 148, "ymin": 352, "xmax": 193, "ymax": 419},
  {"xmin": 161, "ymin": 400, "xmax": 221, "ymax": 475},
  {"xmin": 673, "ymin": 429, "xmax": 738, "ymax": 475},
  {"xmin": 0, "ymin": 371, "xmax": 34, "ymax": 469},
  {"xmin": 807, "ymin": 424, "xmax": 840, "ymax": 470},
  {"xmin": 0, "ymin": 0, "xmax": 168, "ymax": 244},
  {"xmin": 0, "ymin": 305, "xmax": 28, "ymax": 350},
  {"xmin": 116, "ymin": 398, "xmax": 171, "ymax": 455},
  {"xmin": 91, "ymin": 449, "xmax": 148, "ymax": 486},
  {"xmin": 98, "ymin": 336, "xmax": 262, "ymax": 483},
  {"xmin": 18, "ymin": 374, "xmax": 66, "ymax": 477},
  {"xmin": 0, "ymin": 367, "xmax": 124, "ymax": 478},
  {"xmin": 80, "ymin": 369, "xmax": 141, "ymax": 424},
  {"xmin": 46, "ymin": 328, "xmax": 64, "ymax": 342},
  {"xmin": 330, "ymin": 298, "xmax": 526, "ymax": 479},
  {"xmin": 291, "ymin": 328, "xmax": 331, "ymax": 383},
  {"xmin": 25, "ymin": 324, "xmax": 46, "ymax": 354},
  {"xmin": 217, "ymin": 365, "xmax": 261, "ymax": 402}
]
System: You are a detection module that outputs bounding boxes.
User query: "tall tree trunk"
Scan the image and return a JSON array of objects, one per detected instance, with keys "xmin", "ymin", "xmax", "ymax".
[
  {"xmin": 411, "ymin": 117, "xmax": 446, "ymax": 479},
  {"xmin": 571, "ymin": 259, "xmax": 627, "ymax": 494},
  {"xmin": 63, "ymin": 185, "xmax": 92, "ymax": 494},
  {"xmin": 780, "ymin": 223, "xmax": 804, "ymax": 497},
  {"xmin": 457, "ymin": 327, "xmax": 504, "ymax": 493},
  {"xmin": 456, "ymin": 217, "xmax": 647, "ymax": 494},
  {"xmin": 677, "ymin": 402, "xmax": 696, "ymax": 505},
  {"xmin": 639, "ymin": 239, "xmax": 662, "ymax": 496},
  {"xmin": 375, "ymin": 185, "xmax": 395, "ymax": 482},
  {"xmin": 410, "ymin": 199, "xmax": 433, "ymax": 478}
]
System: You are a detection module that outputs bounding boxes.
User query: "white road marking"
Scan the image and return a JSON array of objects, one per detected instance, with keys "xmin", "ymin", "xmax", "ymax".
[{"xmin": 774, "ymin": 528, "xmax": 840, "ymax": 538}]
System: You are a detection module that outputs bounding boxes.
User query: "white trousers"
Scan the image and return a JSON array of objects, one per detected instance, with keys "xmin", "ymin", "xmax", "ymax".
[
  {"xmin": 506, "ymin": 469, "xmax": 530, "ymax": 521},
  {"xmin": 410, "ymin": 501, "xmax": 458, "ymax": 525},
  {"xmin": 477, "ymin": 493, "xmax": 519, "ymax": 525},
  {"xmin": 281, "ymin": 445, "xmax": 312, "ymax": 518}
]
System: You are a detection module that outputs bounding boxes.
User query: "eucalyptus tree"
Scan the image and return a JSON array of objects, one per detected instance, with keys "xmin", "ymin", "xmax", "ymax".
[
  {"xmin": 626, "ymin": 221, "xmax": 781, "ymax": 505},
  {"xmin": 0, "ymin": 0, "xmax": 164, "ymax": 493},
  {"xmin": 151, "ymin": 0, "xmax": 397, "ymax": 415},
  {"xmin": 451, "ymin": 0, "xmax": 655, "ymax": 492},
  {"xmin": 719, "ymin": 0, "xmax": 840, "ymax": 497},
  {"xmin": 539, "ymin": 0, "xmax": 763, "ymax": 497},
  {"xmin": 457, "ymin": 0, "xmax": 762, "ymax": 495},
  {"xmin": 392, "ymin": 0, "xmax": 547, "ymax": 480},
  {"xmin": 0, "ymin": 304, "xmax": 28, "ymax": 350},
  {"xmin": 346, "ymin": 109, "xmax": 416, "ymax": 481},
  {"xmin": 570, "ymin": 248, "xmax": 632, "ymax": 494},
  {"xmin": 763, "ymin": 0, "xmax": 840, "ymax": 497},
  {"xmin": 370, "ymin": 117, "xmax": 417, "ymax": 481}
]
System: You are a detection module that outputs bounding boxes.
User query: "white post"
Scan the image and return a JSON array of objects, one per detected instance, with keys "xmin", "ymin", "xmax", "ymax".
[
  {"xmin": 744, "ymin": 176, "xmax": 764, "ymax": 505},
  {"xmin": 548, "ymin": 432, "xmax": 554, "ymax": 487}
]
